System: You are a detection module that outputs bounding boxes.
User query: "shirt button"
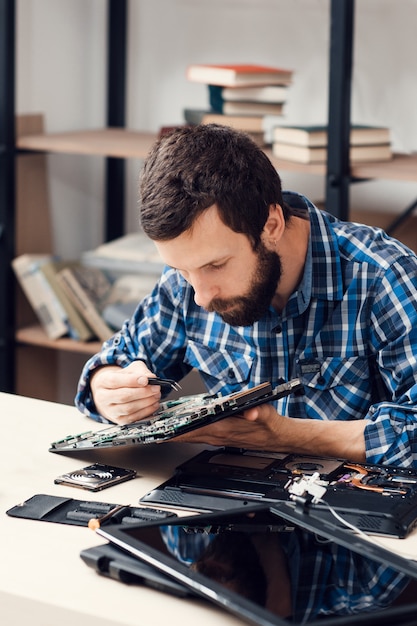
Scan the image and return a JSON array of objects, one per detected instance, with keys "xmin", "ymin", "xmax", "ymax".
[
  {"xmin": 228, "ymin": 369, "xmax": 236, "ymax": 379},
  {"xmin": 273, "ymin": 324, "xmax": 282, "ymax": 334}
]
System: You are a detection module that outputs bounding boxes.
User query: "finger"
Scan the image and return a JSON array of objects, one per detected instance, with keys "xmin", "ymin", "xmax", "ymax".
[
  {"xmin": 175, "ymin": 417, "xmax": 252, "ymax": 446},
  {"xmin": 94, "ymin": 380, "xmax": 162, "ymax": 421},
  {"xmin": 242, "ymin": 406, "xmax": 261, "ymax": 422},
  {"xmin": 111, "ymin": 382, "xmax": 161, "ymax": 403},
  {"xmin": 137, "ymin": 375, "xmax": 162, "ymax": 391},
  {"xmin": 98, "ymin": 362, "xmax": 154, "ymax": 391},
  {"xmin": 107, "ymin": 395, "xmax": 162, "ymax": 424},
  {"xmin": 243, "ymin": 403, "xmax": 275, "ymax": 422}
]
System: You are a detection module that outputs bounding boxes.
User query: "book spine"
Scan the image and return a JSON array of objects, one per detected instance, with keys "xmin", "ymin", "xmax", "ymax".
[
  {"xmin": 40, "ymin": 263, "xmax": 94, "ymax": 342},
  {"xmin": 57, "ymin": 269, "xmax": 113, "ymax": 343},
  {"xmin": 12, "ymin": 256, "xmax": 70, "ymax": 340},
  {"xmin": 80, "ymin": 254, "xmax": 164, "ymax": 277},
  {"xmin": 208, "ymin": 85, "xmax": 224, "ymax": 113}
]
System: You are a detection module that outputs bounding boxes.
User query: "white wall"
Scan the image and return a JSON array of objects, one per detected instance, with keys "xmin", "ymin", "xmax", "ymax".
[
  {"xmin": 15, "ymin": 0, "xmax": 417, "ymax": 402},
  {"xmin": 16, "ymin": 0, "xmax": 417, "ymax": 260}
]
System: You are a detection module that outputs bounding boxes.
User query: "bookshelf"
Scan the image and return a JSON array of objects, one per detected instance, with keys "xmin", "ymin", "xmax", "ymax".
[
  {"xmin": 1, "ymin": 0, "xmax": 417, "ymax": 401},
  {"xmin": 17, "ymin": 129, "xmax": 157, "ymax": 159},
  {"xmin": 323, "ymin": 0, "xmax": 417, "ymax": 235},
  {"xmin": 16, "ymin": 325, "xmax": 102, "ymax": 355},
  {"xmin": 270, "ymin": 152, "xmax": 417, "ymax": 185},
  {"xmin": 0, "ymin": 0, "xmax": 135, "ymax": 400}
]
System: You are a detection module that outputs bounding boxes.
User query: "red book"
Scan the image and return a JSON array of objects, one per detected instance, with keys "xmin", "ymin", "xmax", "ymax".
[{"xmin": 186, "ymin": 63, "xmax": 293, "ymax": 87}]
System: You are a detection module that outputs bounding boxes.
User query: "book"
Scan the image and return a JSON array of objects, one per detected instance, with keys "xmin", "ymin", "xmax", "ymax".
[
  {"xmin": 12, "ymin": 254, "xmax": 70, "ymax": 340},
  {"xmin": 221, "ymin": 84, "xmax": 289, "ymax": 103},
  {"xmin": 105, "ymin": 273, "xmax": 161, "ymax": 329},
  {"xmin": 208, "ymin": 84, "xmax": 288, "ymax": 114},
  {"xmin": 222, "ymin": 101, "xmax": 284, "ymax": 116},
  {"xmin": 186, "ymin": 63, "xmax": 293, "ymax": 87},
  {"xmin": 102, "ymin": 301, "xmax": 138, "ymax": 330},
  {"xmin": 272, "ymin": 142, "xmax": 392, "ymax": 164},
  {"xmin": 39, "ymin": 260, "xmax": 94, "ymax": 342},
  {"xmin": 106, "ymin": 273, "xmax": 159, "ymax": 305},
  {"xmin": 81, "ymin": 232, "xmax": 165, "ymax": 278},
  {"xmin": 101, "ymin": 274, "xmax": 158, "ymax": 329},
  {"xmin": 200, "ymin": 111, "xmax": 280, "ymax": 134},
  {"xmin": 272, "ymin": 124, "xmax": 391, "ymax": 148},
  {"xmin": 57, "ymin": 265, "xmax": 114, "ymax": 342},
  {"xmin": 183, "ymin": 109, "xmax": 277, "ymax": 146}
]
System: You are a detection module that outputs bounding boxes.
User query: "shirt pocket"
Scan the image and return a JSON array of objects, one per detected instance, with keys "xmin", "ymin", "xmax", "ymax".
[
  {"xmin": 184, "ymin": 340, "xmax": 253, "ymax": 390},
  {"xmin": 296, "ymin": 355, "xmax": 370, "ymax": 391}
]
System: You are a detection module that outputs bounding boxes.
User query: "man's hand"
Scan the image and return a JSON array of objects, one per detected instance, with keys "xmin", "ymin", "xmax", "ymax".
[
  {"xmin": 174, "ymin": 403, "xmax": 285, "ymax": 450},
  {"xmin": 176, "ymin": 402, "xmax": 366, "ymax": 462},
  {"xmin": 90, "ymin": 361, "xmax": 162, "ymax": 424}
]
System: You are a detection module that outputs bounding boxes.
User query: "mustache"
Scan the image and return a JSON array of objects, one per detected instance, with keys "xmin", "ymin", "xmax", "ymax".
[{"xmin": 206, "ymin": 296, "xmax": 248, "ymax": 313}]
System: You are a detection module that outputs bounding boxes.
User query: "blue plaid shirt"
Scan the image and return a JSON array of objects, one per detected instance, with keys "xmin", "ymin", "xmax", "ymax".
[
  {"xmin": 76, "ymin": 191, "xmax": 417, "ymax": 469},
  {"xmin": 76, "ymin": 191, "xmax": 416, "ymax": 618}
]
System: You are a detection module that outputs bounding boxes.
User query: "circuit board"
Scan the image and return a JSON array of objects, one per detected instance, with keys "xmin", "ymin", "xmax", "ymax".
[{"xmin": 49, "ymin": 379, "xmax": 303, "ymax": 452}]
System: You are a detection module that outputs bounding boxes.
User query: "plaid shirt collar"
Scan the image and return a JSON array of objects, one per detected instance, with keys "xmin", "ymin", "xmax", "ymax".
[{"xmin": 283, "ymin": 192, "xmax": 344, "ymax": 320}]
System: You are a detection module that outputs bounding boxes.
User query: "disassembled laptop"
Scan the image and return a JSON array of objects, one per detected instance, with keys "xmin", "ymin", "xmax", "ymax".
[{"xmin": 50, "ymin": 379, "xmax": 303, "ymax": 451}]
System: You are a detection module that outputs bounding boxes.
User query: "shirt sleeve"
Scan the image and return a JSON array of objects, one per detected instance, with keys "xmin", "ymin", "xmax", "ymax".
[
  {"xmin": 364, "ymin": 255, "xmax": 417, "ymax": 466},
  {"xmin": 74, "ymin": 268, "xmax": 192, "ymax": 422}
]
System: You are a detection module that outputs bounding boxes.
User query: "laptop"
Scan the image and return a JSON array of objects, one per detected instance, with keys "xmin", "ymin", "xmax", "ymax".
[
  {"xmin": 140, "ymin": 446, "xmax": 417, "ymax": 538},
  {"xmin": 80, "ymin": 542, "xmax": 194, "ymax": 598},
  {"xmin": 49, "ymin": 379, "xmax": 303, "ymax": 452},
  {"xmin": 93, "ymin": 502, "xmax": 417, "ymax": 626}
]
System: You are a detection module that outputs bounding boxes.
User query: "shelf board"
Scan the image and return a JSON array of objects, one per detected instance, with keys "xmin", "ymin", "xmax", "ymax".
[
  {"xmin": 16, "ymin": 325, "xmax": 102, "ymax": 355},
  {"xmin": 17, "ymin": 128, "xmax": 158, "ymax": 159},
  {"xmin": 351, "ymin": 152, "xmax": 417, "ymax": 182},
  {"xmin": 265, "ymin": 148, "xmax": 327, "ymax": 175},
  {"xmin": 268, "ymin": 150, "xmax": 417, "ymax": 182},
  {"xmin": 17, "ymin": 130, "xmax": 417, "ymax": 183},
  {"xmin": 17, "ymin": 131, "xmax": 328, "ymax": 173}
]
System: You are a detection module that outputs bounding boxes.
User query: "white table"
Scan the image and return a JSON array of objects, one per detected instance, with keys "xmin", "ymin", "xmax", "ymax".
[
  {"xmin": 0, "ymin": 392, "xmax": 244, "ymax": 626},
  {"xmin": 2, "ymin": 392, "xmax": 417, "ymax": 626}
]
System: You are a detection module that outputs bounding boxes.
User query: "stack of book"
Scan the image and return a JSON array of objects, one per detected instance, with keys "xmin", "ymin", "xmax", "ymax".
[
  {"xmin": 80, "ymin": 232, "xmax": 164, "ymax": 278},
  {"xmin": 271, "ymin": 124, "xmax": 392, "ymax": 164},
  {"xmin": 12, "ymin": 234, "xmax": 165, "ymax": 342},
  {"xmin": 184, "ymin": 63, "xmax": 294, "ymax": 144}
]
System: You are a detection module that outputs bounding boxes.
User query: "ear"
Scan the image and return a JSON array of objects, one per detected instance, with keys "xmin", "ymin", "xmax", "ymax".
[{"xmin": 261, "ymin": 204, "xmax": 285, "ymax": 250}]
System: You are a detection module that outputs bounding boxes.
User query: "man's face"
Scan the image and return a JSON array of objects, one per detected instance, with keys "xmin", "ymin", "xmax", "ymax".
[
  {"xmin": 207, "ymin": 241, "xmax": 281, "ymax": 326},
  {"xmin": 154, "ymin": 205, "xmax": 282, "ymax": 327}
]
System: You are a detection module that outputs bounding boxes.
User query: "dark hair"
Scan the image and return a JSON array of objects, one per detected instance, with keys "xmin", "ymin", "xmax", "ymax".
[{"xmin": 139, "ymin": 124, "xmax": 289, "ymax": 248}]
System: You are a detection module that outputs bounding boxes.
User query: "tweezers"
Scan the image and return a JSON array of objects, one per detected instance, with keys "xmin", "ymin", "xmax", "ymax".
[{"xmin": 147, "ymin": 377, "xmax": 182, "ymax": 392}]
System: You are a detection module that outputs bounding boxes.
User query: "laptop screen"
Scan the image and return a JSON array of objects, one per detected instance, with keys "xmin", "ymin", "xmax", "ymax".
[{"xmin": 96, "ymin": 502, "xmax": 417, "ymax": 626}]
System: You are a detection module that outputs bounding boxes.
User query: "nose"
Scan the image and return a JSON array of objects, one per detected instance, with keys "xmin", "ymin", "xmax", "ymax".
[{"xmin": 192, "ymin": 276, "xmax": 219, "ymax": 310}]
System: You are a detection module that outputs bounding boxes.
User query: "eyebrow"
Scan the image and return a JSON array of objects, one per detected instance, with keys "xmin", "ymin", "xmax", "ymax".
[
  {"xmin": 200, "ymin": 256, "xmax": 230, "ymax": 269},
  {"xmin": 172, "ymin": 255, "xmax": 232, "ymax": 273}
]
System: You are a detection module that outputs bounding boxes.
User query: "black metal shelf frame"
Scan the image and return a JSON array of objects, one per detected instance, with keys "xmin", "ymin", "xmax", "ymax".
[
  {"xmin": 324, "ymin": 0, "xmax": 417, "ymax": 235},
  {"xmin": 325, "ymin": 0, "xmax": 354, "ymax": 221},
  {"xmin": 105, "ymin": 0, "xmax": 127, "ymax": 241},
  {"xmin": 0, "ymin": 0, "xmax": 127, "ymax": 392},
  {"xmin": 0, "ymin": 0, "xmax": 16, "ymax": 392}
]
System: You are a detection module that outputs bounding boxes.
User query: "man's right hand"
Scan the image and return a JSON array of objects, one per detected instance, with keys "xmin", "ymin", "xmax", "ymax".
[{"xmin": 90, "ymin": 361, "xmax": 162, "ymax": 424}]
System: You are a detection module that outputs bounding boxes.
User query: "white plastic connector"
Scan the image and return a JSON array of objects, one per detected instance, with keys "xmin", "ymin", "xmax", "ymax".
[{"xmin": 287, "ymin": 472, "xmax": 328, "ymax": 503}]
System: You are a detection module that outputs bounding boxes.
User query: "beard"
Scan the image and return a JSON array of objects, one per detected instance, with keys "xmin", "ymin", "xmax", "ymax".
[{"xmin": 207, "ymin": 242, "xmax": 282, "ymax": 327}]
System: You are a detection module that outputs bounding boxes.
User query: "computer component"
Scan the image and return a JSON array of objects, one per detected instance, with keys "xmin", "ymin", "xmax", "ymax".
[
  {"xmin": 95, "ymin": 503, "xmax": 417, "ymax": 626},
  {"xmin": 49, "ymin": 379, "xmax": 303, "ymax": 452},
  {"xmin": 141, "ymin": 447, "xmax": 417, "ymax": 538},
  {"xmin": 54, "ymin": 463, "xmax": 137, "ymax": 491},
  {"xmin": 6, "ymin": 493, "xmax": 177, "ymax": 527}
]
